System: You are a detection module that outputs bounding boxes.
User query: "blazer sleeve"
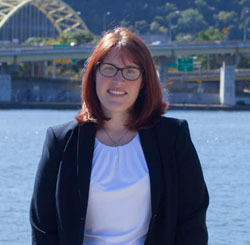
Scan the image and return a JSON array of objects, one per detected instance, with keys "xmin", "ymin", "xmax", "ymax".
[
  {"xmin": 175, "ymin": 120, "xmax": 209, "ymax": 245},
  {"xmin": 30, "ymin": 127, "xmax": 62, "ymax": 245}
]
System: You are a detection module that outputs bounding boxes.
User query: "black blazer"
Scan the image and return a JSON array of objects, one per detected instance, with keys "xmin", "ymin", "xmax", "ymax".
[{"xmin": 30, "ymin": 116, "xmax": 209, "ymax": 245}]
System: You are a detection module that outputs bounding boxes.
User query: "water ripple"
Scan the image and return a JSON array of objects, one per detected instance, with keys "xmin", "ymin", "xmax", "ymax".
[{"xmin": 0, "ymin": 110, "xmax": 250, "ymax": 245}]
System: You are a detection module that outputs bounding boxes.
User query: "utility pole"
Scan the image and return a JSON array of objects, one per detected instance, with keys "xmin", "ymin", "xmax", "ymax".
[
  {"xmin": 168, "ymin": 10, "xmax": 179, "ymax": 43},
  {"xmin": 103, "ymin": 12, "xmax": 111, "ymax": 32},
  {"xmin": 243, "ymin": 9, "xmax": 249, "ymax": 41}
]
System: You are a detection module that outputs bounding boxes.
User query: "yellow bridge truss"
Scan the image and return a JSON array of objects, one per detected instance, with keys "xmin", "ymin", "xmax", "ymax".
[{"xmin": 0, "ymin": 0, "xmax": 89, "ymax": 41}]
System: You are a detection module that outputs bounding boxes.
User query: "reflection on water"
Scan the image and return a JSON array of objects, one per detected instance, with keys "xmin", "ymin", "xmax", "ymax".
[{"xmin": 0, "ymin": 110, "xmax": 250, "ymax": 245}]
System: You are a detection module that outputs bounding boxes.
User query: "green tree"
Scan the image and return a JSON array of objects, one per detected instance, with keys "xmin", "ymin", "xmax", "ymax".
[
  {"xmin": 237, "ymin": 54, "xmax": 250, "ymax": 68},
  {"xmin": 176, "ymin": 33, "xmax": 193, "ymax": 42},
  {"xmin": 196, "ymin": 27, "xmax": 224, "ymax": 41},
  {"xmin": 195, "ymin": 27, "xmax": 224, "ymax": 70},
  {"xmin": 60, "ymin": 0, "xmax": 249, "ymax": 40},
  {"xmin": 150, "ymin": 21, "xmax": 161, "ymax": 33},
  {"xmin": 177, "ymin": 8, "xmax": 208, "ymax": 37},
  {"xmin": 58, "ymin": 31, "xmax": 98, "ymax": 44},
  {"xmin": 133, "ymin": 20, "xmax": 148, "ymax": 34},
  {"xmin": 214, "ymin": 11, "xmax": 238, "ymax": 29},
  {"xmin": 154, "ymin": 16, "xmax": 165, "ymax": 26},
  {"xmin": 58, "ymin": 32, "xmax": 71, "ymax": 44},
  {"xmin": 72, "ymin": 31, "xmax": 98, "ymax": 44},
  {"xmin": 119, "ymin": 20, "xmax": 132, "ymax": 28},
  {"xmin": 24, "ymin": 37, "xmax": 58, "ymax": 46},
  {"xmin": 163, "ymin": 2, "xmax": 177, "ymax": 13}
]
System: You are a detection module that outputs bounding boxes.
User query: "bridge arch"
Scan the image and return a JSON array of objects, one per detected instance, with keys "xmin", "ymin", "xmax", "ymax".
[{"xmin": 0, "ymin": 0, "xmax": 89, "ymax": 42}]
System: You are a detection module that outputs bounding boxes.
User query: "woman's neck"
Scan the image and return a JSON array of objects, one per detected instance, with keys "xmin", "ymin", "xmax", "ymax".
[
  {"xmin": 96, "ymin": 112, "xmax": 137, "ymax": 147},
  {"xmin": 103, "ymin": 111, "xmax": 129, "ymax": 131}
]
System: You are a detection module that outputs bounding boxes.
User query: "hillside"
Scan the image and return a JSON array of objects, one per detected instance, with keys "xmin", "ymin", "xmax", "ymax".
[{"xmin": 64, "ymin": 0, "xmax": 250, "ymax": 41}]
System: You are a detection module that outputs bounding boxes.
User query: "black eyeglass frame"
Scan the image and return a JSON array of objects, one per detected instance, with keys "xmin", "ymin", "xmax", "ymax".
[{"xmin": 96, "ymin": 62, "xmax": 144, "ymax": 81}]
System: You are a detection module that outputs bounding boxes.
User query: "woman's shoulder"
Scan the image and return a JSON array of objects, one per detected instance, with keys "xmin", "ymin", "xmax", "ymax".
[
  {"xmin": 44, "ymin": 120, "xmax": 79, "ymax": 146},
  {"xmin": 154, "ymin": 116, "xmax": 192, "ymax": 149},
  {"xmin": 49, "ymin": 120, "xmax": 78, "ymax": 136},
  {"xmin": 48, "ymin": 120, "xmax": 96, "ymax": 143},
  {"xmin": 157, "ymin": 116, "xmax": 188, "ymax": 131}
]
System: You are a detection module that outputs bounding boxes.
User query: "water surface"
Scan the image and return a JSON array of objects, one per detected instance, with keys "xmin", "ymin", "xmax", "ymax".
[{"xmin": 0, "ymin": 110, "xmax": 250, "ymax": 245}]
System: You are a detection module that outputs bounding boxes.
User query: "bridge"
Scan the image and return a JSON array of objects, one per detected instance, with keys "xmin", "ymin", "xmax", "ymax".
[
  {"xmin": 1, "ymin": 41, "xmax": 250, "ymax": 106},
  {"xmin": 1, "ymin": 41, "xmax": 250, "ymax": 62},
  {"xmin": 0, "ymin": 0, "xmax": 248, "ymax": 107},
  {"xmin": 0, "ymin": 0, "xmax": 88, "ymax": 42}
]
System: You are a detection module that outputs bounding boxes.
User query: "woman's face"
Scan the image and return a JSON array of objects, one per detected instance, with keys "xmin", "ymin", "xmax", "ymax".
[{"xmin": 95, "ymin": 49, "xmax": 143, "ymax": 118}]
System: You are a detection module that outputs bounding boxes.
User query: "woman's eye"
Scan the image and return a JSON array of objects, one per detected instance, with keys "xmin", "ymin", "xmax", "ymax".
[
  {"xmin": 103, "ymin": 66, "xmax": 115, "ymax": 72},
  {"xmin": 126, "ymin": 69, "xmax": 137, "ymax": 74}
]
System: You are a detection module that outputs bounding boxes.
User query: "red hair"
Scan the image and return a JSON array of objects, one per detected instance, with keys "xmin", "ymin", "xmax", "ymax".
[{"xmin": 75, "ymin": 27, "xmax": 168, "ymax": 129}]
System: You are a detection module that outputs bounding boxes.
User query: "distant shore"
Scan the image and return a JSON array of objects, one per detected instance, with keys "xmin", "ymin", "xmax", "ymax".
[{"xmin": 1, "ymin": 102, "xmax": 250, "ymax": 111}]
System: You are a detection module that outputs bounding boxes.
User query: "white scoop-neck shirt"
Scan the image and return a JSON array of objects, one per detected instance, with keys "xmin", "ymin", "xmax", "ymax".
[{"xmin": 83, "ymin": 134, "xmax": 152, "ymax": 245}]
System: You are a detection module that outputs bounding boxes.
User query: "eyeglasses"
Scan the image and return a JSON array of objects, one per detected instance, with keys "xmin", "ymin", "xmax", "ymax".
[{"xmin": 97, "ymin": 62, "xmax": 144, "ymax": 81}]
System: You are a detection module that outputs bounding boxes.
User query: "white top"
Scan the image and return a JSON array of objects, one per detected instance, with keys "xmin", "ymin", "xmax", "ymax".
[{"xmin": 83, "ymin": 134, "xmax": 152, "ymax": 245}]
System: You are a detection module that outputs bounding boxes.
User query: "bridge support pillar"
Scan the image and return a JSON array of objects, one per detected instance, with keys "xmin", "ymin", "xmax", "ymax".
[
  {"xmin": 217, "ymin": 54, "xmax": 239, "ymax": 106},
  {"xmin": 52, "ymin": 62, "xmax": 56, "ymax": 79},
  {"xmin": 31, "ymin": 62, "xmax": 35, "ymax": 77},
  {"xmin": 0, "ymin": 75, "xmax": 11, "ymax": 102},
  {"xmin": 155, "ymin": 56, "xmax": 175, "ymax": 90},
  {"xmin": 43, "ymin": 61, "xmax": 48, "ymax": 77}
]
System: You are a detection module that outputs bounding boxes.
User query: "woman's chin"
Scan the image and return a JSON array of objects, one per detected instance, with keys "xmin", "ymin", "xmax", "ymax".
[{"xmin": 102, "ymin": 104, "xmax": 130, "ymax": 116}]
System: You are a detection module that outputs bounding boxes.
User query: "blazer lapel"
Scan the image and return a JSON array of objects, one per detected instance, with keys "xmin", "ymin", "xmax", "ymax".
[
  {"xmin": 77, "ymin": 122, "xmax": 96, "ymax": 220},
  {"xmin": 139, "ymin": 128, "xmax": 163, "ymax": 216}
]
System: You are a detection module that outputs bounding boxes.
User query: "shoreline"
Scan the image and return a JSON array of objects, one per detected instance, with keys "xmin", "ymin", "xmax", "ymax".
[{"xmin": 0, "ymin": 102, "xmax": 250, "ymax": 111}]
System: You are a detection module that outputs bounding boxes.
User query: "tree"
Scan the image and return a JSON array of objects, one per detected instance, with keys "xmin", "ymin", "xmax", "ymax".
[
  {"xmin": 150, "ymin": 21, "xmax": 161, "ymax": 33},
  {"xmin": 58, "ymin": 32, "xmax": 71, "ymax": 44},
  {"xmin": 24, "ymin": 37, "xmax": 58, "ymax": 46},
  {"xmin": 72, "ymin": 31, "xmax": 98, "ymax": 44},
  {"xmin": 58, "ymin": 31, "xmax": 98, "ymax": 44},
  {"xmin": 195, "ymin": 27, "xmax": 224, "ymax": 70},
  {"xmin": 177, "ymin": 9, "xmax": 208, "ymax": 37},
  {"xmin": 133, "ymin": 20, "xmax": 148, "ymax": 34},
  {"xmin": 214, "ymin": 11, "xmax": 238, "ymax": 30},
  {"xmin": 196, "ymin": 27, "xmax": 224, "ymax": 41}
]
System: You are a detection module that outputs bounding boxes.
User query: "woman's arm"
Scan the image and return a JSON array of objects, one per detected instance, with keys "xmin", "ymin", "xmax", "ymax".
[
  {"xmin": 30, "ymin": 127, "xmax": 62, "ymax": 245},
  {"xmin": 175, "ymin": 120, "xmax": 209, "ymax": 245}
]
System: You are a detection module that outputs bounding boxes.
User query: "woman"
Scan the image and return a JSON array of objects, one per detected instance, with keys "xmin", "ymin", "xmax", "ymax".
[{"xmin": 30, "ymin": 27, "xmax": 209, "ymax": 245}]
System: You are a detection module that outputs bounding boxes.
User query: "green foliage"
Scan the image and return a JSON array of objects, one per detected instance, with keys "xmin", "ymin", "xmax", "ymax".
[
  {"xmin": 24, "ymin": 37, "xmax": 58, "ymax": 46},
  {"xmin": 22, "ymin": 0, "xmax": 250, "ymax": 42},
  {"xmin": 119, "ymin": 20, "xmax": 131, "ymax": 28},
  {"xmin": 195, "ymin": 27, "xmax": 224, "ymax": 70},
  {"xmin": 62, "ymin": 0, "xmax": 250, "ymax": 41},
  {"xmin": 164, "ymin": 2, "xmax": 178, "ymax": 14},
  {"xmin": 58, "ymin": 32, "xmax": 71, "ymax": 44},
  {"xmin": 150, "ymin": 21, "xmax": 160, "ymax": 33},
  {"xmin": 23, "ymin": 31, "xmax": 98, "ymax": 46},
  {"xmin": 133, "ymin": 20, "xmax": 148, "ymax": 34},
  {"xmin": 177, "ymin": 9, "xmax": 208, "ymax": 37},
  {"xmin": 237, "ymin": 54, "xmax": 250, "ymax": 68},
  {"xmin": 214, "ymin": 11, "xmax": 238, "ymax": 30},
  {"xmin": 196, "ymin": 27, "xmax": 224, "ymax": 41},
  {"xmin": 72, "ymin": 31, "xmax": 98, "ymax": 44},
  {"xmin": 58, "ymin": 31, "xmax": 98, "ymax": 44},
  {"xmin": 195, "ymin": 54, "xmax": 220, "ymax": 70}
]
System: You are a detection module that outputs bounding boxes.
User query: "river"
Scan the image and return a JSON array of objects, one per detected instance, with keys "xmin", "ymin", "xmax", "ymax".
[{"xmin": 0, "ymin": 109, "xmax": 250, "ymax": 245}]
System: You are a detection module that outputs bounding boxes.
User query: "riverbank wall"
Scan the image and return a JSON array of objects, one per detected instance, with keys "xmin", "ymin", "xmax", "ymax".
[{"xmin": 0, "ymin": 74, "xmax": 250, "ymax": 110}]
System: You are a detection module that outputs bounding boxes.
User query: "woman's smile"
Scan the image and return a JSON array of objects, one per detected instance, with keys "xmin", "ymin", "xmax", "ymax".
[{"xmin": 107, "ymin": 88, "xmax": 127, "ymax": 96}]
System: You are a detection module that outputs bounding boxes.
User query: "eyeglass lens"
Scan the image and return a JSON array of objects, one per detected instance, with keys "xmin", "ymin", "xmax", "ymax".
[{"xmin": 99, "ymin": 63, "xmax": 142, "ymax": 81}]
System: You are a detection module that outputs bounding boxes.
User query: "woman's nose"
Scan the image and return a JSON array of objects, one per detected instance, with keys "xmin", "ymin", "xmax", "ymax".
[{"xmin": 113, "ymin": 70, "xmax": 124, "ymax": 82}]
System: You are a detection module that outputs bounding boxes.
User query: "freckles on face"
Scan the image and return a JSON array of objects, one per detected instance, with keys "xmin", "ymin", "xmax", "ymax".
[{"xmin": 95, "ymin": 49, "xmax": 143, "ymax": 116}]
